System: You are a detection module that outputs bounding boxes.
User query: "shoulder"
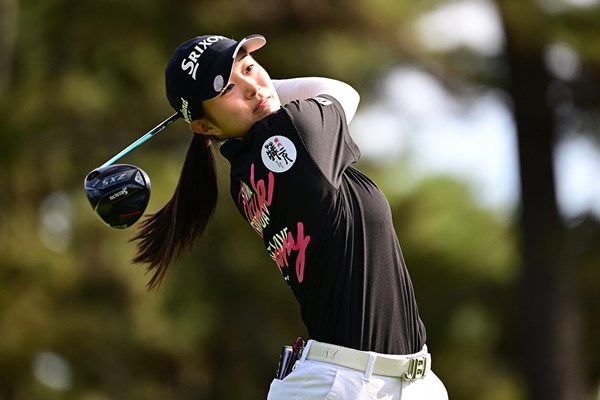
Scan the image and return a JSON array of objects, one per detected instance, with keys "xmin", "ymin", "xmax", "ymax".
[{"xmin": 282, "ymin": 95, "xmax": 346, "ymax": 127}]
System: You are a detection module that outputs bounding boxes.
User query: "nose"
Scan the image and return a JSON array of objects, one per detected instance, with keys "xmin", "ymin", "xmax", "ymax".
[{"xmin": 241, "ymin": 76, "xmax": 260, "ymax": 99}]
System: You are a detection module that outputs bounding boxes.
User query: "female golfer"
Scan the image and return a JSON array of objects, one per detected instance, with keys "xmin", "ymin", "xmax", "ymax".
[{"xmin": 132, "ymin": 33, "xmax": 448, "ymax": 399}]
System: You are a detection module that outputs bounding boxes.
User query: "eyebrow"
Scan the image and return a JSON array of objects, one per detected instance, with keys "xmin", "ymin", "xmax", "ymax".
[
  {"xmin": 219, "ymin": 52, "xmax": 252, "ymax": 95},
  {"xmin": 235, "ymin": 51, "xmax": 250, "ymax": 63}
]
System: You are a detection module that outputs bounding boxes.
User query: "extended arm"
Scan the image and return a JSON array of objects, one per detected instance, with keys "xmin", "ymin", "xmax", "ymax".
[{"xmin": 273, "ymin": 77, "xmax": 360, "ymax": 123}]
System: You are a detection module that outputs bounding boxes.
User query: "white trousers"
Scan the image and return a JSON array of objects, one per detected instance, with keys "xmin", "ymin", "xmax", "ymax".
[{"xmin": 267, "ymin": 340, "xmax": 448, "ymax": 400}]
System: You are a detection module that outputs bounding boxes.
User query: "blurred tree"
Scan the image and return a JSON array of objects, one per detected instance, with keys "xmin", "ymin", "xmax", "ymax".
[
  {"xmin": 0, "ymin": 0, "xmax": 18, "ymax": 93},
  {"xmin": 495, "ymin": 1, "xmax": 599, "ymax": 399},
  {"xmin": 1, "ymin": 0, "xmax": 600, "ymax": 399}
]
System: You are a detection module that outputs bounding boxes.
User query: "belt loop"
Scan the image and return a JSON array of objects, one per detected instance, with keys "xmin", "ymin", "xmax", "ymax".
[
  {"xmin": 363, "ymin": 352, "xmax": 377, "ymax": 380},
  {"xmin": 299, "ymin": 340, "xmax": 314, "ymax": 363}
]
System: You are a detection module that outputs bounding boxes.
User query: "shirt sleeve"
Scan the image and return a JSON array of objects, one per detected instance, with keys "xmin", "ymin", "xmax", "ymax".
[
  {"xmin": 273, "ymin": 77, "xmax": 360, "ymax": 123},
  {"xmin": 283, "ymin": 94, "xmax": 361, "ymax": 188}
]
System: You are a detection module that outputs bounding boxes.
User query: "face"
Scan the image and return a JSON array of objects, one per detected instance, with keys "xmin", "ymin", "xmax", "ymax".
[{"xmin": 193, "ymin": 53, "xmax": 281, "ymax": 139}]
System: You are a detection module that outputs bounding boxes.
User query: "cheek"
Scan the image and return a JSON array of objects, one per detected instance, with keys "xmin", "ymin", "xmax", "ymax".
[
  {"xmin": 221, "ymin": 109, "xmax": 255, "ymax": 136},
  {"xmin": 215, "ymin": 102, "xmax": 246, "ymax": 123},
  {"xmin": 259, "ymin": 74, "xmax": 274, "ymax": 90}
]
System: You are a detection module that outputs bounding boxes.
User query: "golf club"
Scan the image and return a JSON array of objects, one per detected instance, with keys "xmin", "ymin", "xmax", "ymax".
[{"xmin": 84, "ymin": 113, "xmax": 180, "ymax": 229}]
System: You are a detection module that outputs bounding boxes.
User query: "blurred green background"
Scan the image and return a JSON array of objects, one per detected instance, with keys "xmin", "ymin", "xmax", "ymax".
[{"xmin": 1, "ymin": 0, "xmax": 600, "ymax": 399}]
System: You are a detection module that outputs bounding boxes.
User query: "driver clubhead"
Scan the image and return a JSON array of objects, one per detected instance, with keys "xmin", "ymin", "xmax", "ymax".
[{"xmin": 84, "ymin": 164, "xmax": 151, "ymax": 229}]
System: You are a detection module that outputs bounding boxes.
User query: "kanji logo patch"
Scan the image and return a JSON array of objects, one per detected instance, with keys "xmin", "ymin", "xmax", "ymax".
[{"xmin": 261, "ymin": 135, "xmax": 296, "ymax": 173}]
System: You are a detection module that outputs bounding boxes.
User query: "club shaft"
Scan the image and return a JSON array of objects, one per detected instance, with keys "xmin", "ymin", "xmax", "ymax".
[{"xmin": 101, "ymin": 113, "xmax": 180, "ymax": 168}]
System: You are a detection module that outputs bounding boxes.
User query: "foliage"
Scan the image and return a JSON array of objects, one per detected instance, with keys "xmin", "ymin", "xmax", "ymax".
[{"xmin": 1, "ymin": 0, "xmax": 599, "ymax": 399}]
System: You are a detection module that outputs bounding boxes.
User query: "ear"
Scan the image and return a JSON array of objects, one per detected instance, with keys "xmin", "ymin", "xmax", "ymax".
[{"xmin": 190, "ymin": 118, "xmax": 219, "ymax": 136}]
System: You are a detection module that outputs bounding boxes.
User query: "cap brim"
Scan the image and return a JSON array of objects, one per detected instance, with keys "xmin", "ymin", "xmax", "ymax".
[
  {"xmin": 206, "ymin": 34, "xmax": 267, "ymax": 100},
  {"xmin": 235, "ymin": 34, "xmax": 266, "ymax": 57},
  {"xmin": 227, "ymin": 34, "xmax": 266, "ymax": 75}
]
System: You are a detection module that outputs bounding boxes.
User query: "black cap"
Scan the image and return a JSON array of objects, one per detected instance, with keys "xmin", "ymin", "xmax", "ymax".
[{"xmin": 165, "ymin": 34, "xmax": 266, "ymax": 123}]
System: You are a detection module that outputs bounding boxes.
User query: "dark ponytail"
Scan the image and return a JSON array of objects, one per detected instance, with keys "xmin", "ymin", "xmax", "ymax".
[{"xmin": 130, "ymin": 134, "xmax": 218, "ymax": 290}]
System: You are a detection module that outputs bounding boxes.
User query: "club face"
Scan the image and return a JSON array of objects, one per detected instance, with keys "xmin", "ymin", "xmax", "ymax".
[{"xmin": 84, "ymin": 164, "xmax": 151, "ymax": 229}]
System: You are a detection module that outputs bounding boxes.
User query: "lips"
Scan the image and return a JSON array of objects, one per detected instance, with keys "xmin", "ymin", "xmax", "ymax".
[{"xmin": 255, "ymin": 96, "xmax": 270, "ymax": 112}]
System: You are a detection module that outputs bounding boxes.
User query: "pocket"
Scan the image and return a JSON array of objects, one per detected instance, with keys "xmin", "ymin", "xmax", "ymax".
[
  {"xmin": 323, "ymin": 369, "xmax": 343, "ymax": 400},
  {"xmin": 267, "ymin": 367, "xmax": 304, "ymax": 400},
  {"xmin": 268, "ymin": 360, "xmax": 337, "ymax": 400},
  {"xmin": 266, "ymin": 378, "xmax": 288, "ymax": 400},
  {"xmin": 324, "ymin": 367, "xmax": 364, "ymax": 399},
  {"xmin": 325, "ymin": 369, "xmax": 402, "ymax": 400}
]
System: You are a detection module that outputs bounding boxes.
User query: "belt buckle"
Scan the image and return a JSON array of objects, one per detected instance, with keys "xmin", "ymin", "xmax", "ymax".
[{"xmin": 402, "ymin": 356, "xmax": 428, "ymax": 380}]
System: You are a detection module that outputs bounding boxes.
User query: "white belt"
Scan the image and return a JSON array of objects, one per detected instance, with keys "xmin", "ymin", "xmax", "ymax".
[{"xmin": 304, "ymin": 341, "xmax": 430, "ymax": 380}]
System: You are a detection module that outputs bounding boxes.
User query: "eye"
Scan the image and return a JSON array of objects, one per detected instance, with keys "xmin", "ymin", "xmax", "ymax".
[
  {"xmin": 222, "ymin": 84, "xmax": 234, "ymax": 94},
  {"xmin": 245, "ymin": 64, "xmax": 254, "ymax": 74}
]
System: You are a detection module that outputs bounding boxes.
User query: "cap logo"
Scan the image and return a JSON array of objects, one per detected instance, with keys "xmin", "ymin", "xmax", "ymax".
[
  {"xmin": 180, "ymin": 35, "xmax": 226, "ymax": 80},
  {"xmin": 213, "ymin": 75, "xmax": 224, "ymax": 92},
  {"xmin": 180, "ymin": 97, "xmax": 192, "ymax": 123}
]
